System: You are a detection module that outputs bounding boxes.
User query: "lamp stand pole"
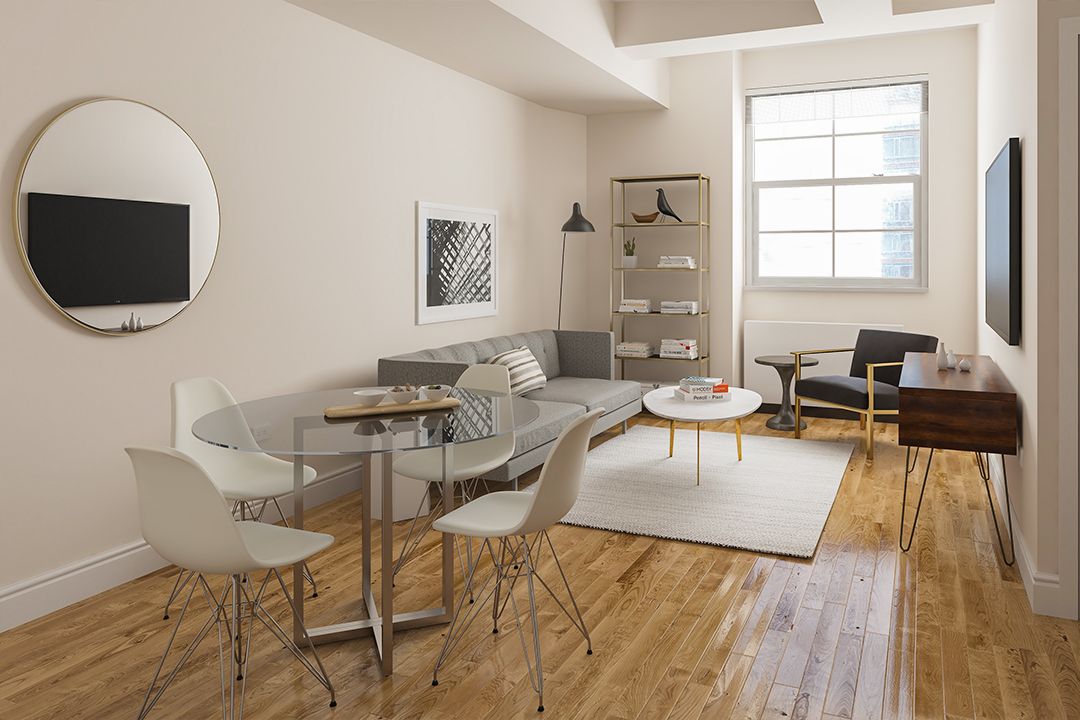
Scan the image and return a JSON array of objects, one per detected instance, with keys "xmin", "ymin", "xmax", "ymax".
[{"xmin": 557, "ymin": 232, "xmax": 567, "ymax": 330}]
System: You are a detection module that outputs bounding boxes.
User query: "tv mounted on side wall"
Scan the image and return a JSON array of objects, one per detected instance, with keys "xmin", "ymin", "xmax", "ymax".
[
  {"xmin": 984, "ymin": 138, "xmax": 1021, "ymax": 346},
  {"xmin": 27, "ymin": 192, "xmax": 190, "ymax": 308}
]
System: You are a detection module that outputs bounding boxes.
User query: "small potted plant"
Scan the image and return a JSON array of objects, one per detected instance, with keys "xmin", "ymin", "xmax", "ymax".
[{"xmin": 623, "ymin": 236, "xmax": 638, "ymax": 269}]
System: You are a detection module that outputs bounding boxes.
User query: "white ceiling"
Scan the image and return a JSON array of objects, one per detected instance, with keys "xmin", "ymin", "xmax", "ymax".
[{"xmin": 286, "ymin": 0, "xmax": 994, "ymax": 114}]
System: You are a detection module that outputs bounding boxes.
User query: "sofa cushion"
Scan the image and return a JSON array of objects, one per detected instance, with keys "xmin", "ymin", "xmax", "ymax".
[
  {"xmin": 398, "ymin": 330, "xmax": 561, "ymax": 378},
  {"xmin": 486, "ymin": 346, "xmax": 547, "ymax": 395},
  {"xmin": 524, "ymin": 377, "xmax": 641, "ymax": 414},
  {"xmin": 795, "ymin": 375, "xmax": 899, "ymax": 411},
  {"xmin": 514, "ymin": 399, "xmax": 585, "ymax": 455}
]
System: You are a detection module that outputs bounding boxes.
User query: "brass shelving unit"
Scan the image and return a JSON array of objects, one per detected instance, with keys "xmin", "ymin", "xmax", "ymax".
[{"xmin": 610, "ymin": 173, "xmax": 711, "ymax": 383}]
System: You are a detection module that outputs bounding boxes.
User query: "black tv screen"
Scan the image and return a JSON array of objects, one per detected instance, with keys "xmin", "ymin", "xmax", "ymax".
[
  {"xmin": 27, "ymin": 192, "xmax": 190, "ymax": 308},
  {"xmin": 984, "ymin": 138, "xmax": 1021, "ymax": 345}
]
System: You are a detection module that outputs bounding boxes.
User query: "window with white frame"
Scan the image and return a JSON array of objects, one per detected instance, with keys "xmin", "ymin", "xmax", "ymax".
[{"xmin": 746, "ymin": 78, "xmax": 928, "ymax": 289}]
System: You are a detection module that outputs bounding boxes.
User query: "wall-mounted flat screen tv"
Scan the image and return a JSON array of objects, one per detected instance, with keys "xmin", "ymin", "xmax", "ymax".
[
  {"xmin": 984, "ymin": 138, "xmax": 1021, "ymax": 346},
  {"xmin": 27, "ymin": 192, "xmax": 190, "ymax": 308}
]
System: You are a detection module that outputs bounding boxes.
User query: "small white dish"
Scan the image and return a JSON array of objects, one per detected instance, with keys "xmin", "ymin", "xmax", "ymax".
[
  {"xmin": 421, "ymin": 384, "xmax": 451, "ymax": 402},
  {"xmin": 386, "ymin": 388, "xmax": 419, "ymax": 404},
  {"xmin": 352, "ymin": 388, "xmax": 387, "ymax": 408}
]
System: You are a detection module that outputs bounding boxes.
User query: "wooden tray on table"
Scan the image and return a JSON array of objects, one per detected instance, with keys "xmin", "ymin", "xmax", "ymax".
[{"xmin": 324, "ymin": 397, "xmax": 461, "ymax": 420}]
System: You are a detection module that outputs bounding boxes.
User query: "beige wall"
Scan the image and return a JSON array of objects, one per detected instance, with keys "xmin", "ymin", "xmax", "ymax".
[
  {"xmin": 740, "ymin": 29, "xmax": 979, "ymax": 357},
  {"xmin": 975, "ymin": 0, "xmax": 1080, "ymax": 617},
  {"xmin": 0, "ymin": 0, "xmax": 586, "ymax": 591}
]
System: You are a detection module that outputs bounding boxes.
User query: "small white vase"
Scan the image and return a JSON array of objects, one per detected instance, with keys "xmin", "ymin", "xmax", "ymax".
[
  {"xmin": 946, "ymin": 351, "xmax": 957, "ymax": 369},
  {"xmin": 958, "ymin": 358, "xmax": 973, "ymax": 372},
  {"xmin": 936, "ymin": 342, "xmax": 949, "ymax": 370},
  {"xmin": 623, "ymin": 255, "xmax": 638, "ymax": 269}
]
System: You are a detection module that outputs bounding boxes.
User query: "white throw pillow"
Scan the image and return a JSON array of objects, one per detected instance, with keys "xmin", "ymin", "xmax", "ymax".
[{"xmin": 486, "ymin": 346, "xmax": 547, "ymax": 395}]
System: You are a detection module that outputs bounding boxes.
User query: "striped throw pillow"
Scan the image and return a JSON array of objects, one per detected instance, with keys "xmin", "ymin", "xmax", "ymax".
[{"xmin": 486, "ymin": 346, "xmax": 547, "ymax": 395}]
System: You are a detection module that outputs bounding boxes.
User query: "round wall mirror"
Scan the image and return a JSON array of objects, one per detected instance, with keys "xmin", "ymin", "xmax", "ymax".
[{"xmin": 13, "ymin": 98, "xmax": 219, "ymax": 335}]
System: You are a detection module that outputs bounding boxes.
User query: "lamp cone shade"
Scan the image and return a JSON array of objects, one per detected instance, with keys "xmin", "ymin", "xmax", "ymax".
[{"xmin": 561, "ymin": 202, "xmax": 595, "ymax": 233}]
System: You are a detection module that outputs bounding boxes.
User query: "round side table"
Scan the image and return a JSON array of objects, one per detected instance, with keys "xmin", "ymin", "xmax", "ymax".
[{"xmin": 755, "ymin": 354, "xmax": 818, "ymax": 431}]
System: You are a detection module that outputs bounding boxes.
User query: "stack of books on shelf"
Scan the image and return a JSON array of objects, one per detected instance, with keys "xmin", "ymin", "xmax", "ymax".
[
  {"xmin": 659, "ymin": 338, "xmax": 699, "ymax": 360},
  {"xmin": 616, "ymin": 341, "xmax": 656, "ymax": 359},
  {"xmin": 675, "ymin": 376, "xmax": 729, "ymax": 402},
  {"xmin": 659, "ymin": 300, "xmax": 700, "ymax": 315},
  {"xmin": 657, "ymin": 255, "xmax": 697, "ymax": 269},
  {"xmin": 617, "ymin": 298, "xmax": 652, "ymax": 314}
]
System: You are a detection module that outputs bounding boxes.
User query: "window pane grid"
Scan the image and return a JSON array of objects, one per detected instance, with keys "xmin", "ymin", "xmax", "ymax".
[{"xmin": 747, "ymin": 78, "xmax": 926, "ymax": 288}]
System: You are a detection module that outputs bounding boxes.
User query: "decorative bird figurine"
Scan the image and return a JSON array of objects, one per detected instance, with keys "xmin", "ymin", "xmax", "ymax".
[{"xmin": 656, "ymin": 188, "xmax": 682, "ymax": 223}]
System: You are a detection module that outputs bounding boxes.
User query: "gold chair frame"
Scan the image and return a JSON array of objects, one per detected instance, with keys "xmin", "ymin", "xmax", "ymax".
[{"xmin": 791, "ymin": 347, "xmax": 905, "ymax": 461}]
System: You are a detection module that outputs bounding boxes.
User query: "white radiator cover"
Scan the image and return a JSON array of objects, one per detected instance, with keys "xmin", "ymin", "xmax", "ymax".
[{"xmin": 742, "ymin": 320, "xmax": 904, "ymax": 405}]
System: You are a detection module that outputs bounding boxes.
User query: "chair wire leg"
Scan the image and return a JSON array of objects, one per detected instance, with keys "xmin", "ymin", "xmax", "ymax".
[
  {"xmin": 899, "ymin": 447, "xmax": 934, "ymax": 552},
  {"xmin": 432, "ymin": 538, "xmax": 498, "ymax": 685},
  {"xmin": 540, "ymin": 530, "xmax": 592, "ymax": 653},
  {"xmin": 162, "ymin": 568, "xmax": 194, "ymax": 620},
  {"xmin": 270, "ymin": 496, "xmax": 319, "ymax": 596},
  {"xmin": 975, "ymin": 452, "xmax": 1016, "ymax": 566},
  {"xmin": 520, "ymin": 534, "xmax": 545, "ymax": 712},
  {"xmin": 264, "ymin": 569, "xmax": 336, "ymax": 706},
  {"xmin": 138, "ymin": 575, "xmax": 227, "ymax": 720}
]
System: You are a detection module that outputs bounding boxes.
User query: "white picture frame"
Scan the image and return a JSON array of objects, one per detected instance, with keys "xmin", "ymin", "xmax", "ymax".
[{"xmin": 416, "ymin": 201, "xmax": 498, "ymax": 325}]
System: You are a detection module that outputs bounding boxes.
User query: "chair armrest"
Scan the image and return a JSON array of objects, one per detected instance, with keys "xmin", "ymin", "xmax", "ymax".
[
  {"xmin": 790, "ymin": 347, "xmax": 857, "ymax": 356},
  {"xmin": 865, "ymin": 361, "xmax": 905, "ymax": 368},
  {"xmin": 554, "ymin": 330, "xmax": 614, "ymax": 380},
  {"xmin": 864, "ymin": 361, "xmax": 904, "ymax": 410},
  {"xmin": 377, "ymin": 358, "xmax": 469, "ymax": 388},
  {"xmin": 790, "ymin": 347, "xmax": 856, "ymax": 380}
]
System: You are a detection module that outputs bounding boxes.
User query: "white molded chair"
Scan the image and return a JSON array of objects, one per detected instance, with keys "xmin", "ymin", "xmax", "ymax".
[
  {"xmin": 391, "ymin": 364, "xmax": 515, "ymax": 579},
  {"xmin": 429, "ymin": 408, "xmax": 603, "ymax": 713},
  {"xmin": 126, "ymin": 446, "xmax": 336, "ymax": 720},
  {"xmin": 163, "ymin": 378, "xmax": 319, "ymax": 618}
]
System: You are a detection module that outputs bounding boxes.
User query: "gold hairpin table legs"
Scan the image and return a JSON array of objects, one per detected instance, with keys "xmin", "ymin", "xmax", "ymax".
[
  {"xmin": 696, "ymin": 423, "xmax": 701, "ymax": 486},
  {"xmin": 735, "ymin": 419, "xmax": 743, "ymax": 462},
  {"xmin": 669, "ymin": 420, "xmax": 675, "ymax": 458}
]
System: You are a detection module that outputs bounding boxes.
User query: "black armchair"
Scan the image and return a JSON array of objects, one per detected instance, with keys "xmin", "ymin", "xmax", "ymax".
[{"xmin": 791, "ymin": 329, "xmax": 938, "ymax": 460}]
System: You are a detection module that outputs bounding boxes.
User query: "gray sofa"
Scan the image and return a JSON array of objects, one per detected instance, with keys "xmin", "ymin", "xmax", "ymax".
[{"xmin": 378, "ymin": 329, "xmax": 641, "ymax": 484}]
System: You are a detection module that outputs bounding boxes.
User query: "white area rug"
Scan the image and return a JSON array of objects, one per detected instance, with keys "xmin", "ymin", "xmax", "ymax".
[{"xmin": 553, "ymin": 426, "xmax": 854, "ymax": 558}]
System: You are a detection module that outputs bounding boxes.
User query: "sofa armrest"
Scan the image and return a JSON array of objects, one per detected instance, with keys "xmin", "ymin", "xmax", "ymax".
[
  {"xmin": 554, "ymin": 330, "xmax": 614, "ymax": 380},
  {"xmin": 377, "ymin": 358, "xmax": 469, "ymax": 388}
]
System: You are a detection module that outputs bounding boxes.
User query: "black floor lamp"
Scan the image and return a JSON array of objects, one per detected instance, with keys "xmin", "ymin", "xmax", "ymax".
[{"xmin": 558, "ymin": 202, "xmax": 595, "ymax": 330}]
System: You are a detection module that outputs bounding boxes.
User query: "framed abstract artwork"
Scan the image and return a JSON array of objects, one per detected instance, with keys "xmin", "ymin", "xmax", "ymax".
[{"xmin": 416, "ymin": 202, "xmax": 498, "ymax": 325}]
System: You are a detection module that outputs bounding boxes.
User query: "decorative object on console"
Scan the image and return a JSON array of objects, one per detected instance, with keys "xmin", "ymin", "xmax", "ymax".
[
  {"xmin": 486, "ymin": 345, "xmax": 547, "ymax": 395},
  {"xmin": 14, "ymin": 98, "xmax": 219, "ymax": 336},
  {"xmin": 555, "ymin": 202, "xmax": 595, "ymax": 330},
  {"xmin": 631, "ymin": 211, "xmax": 659, "ymax": 223},
  {"xmin": 656, "ymin": 188, "xmax": 682, "ymax": 222},
  {"xmin": 937, "ymin": 341, "xmax": 949, "ymax": 370},
  {"xmin": 946, "ymin": 350, "xmax": 957, "ymax": 369},
  {"xmin": 958, "ymin": 358, "xmax": 973, "ymax": 372},
  {"xmin": 416, "ymin": 202, "xmax": 497, "ymax": 325}
]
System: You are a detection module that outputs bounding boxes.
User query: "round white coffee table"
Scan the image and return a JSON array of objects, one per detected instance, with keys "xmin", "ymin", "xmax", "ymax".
[{"xmin": 642, "ymin": 386, "xmax": 763, "ymax": 485}]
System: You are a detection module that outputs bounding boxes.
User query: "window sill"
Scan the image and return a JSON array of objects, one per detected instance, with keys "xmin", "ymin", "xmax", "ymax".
[{"xmin": 744, "ymin": 284, "xmax": 929, "ymax": 294}]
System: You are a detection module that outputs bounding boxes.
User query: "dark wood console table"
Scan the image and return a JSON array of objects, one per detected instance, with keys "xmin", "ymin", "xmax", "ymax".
[{"xmin": 897, "ymin": 352, "xmax": 1017, "ymax": 564}]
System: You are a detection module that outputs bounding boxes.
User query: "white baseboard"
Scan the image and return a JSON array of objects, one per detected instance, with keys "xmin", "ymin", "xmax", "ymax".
[
  {"xmin": 988, "ymin": 456, "xmax": 1076, "ymax": 619},
  {"xmin": 0, "ymin": 462, "xmax": 364, "ymax": 633}
]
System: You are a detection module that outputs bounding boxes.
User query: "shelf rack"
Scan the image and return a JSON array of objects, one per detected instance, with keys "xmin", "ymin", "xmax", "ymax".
[{"xmin": 610, "ymin": 173, "xmax": 711, "ymax": 382}]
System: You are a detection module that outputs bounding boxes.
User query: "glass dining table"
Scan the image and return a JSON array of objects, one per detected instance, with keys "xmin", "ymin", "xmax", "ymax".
[{"xmin": 192, "ymin": 386, "xmax": 540, "ymax": 676}]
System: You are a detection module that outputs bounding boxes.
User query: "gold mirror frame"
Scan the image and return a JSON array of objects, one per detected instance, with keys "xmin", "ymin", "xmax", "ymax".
[{"xmin": 11, "ymin": 98, "xmax": 220, "ymax": 337}]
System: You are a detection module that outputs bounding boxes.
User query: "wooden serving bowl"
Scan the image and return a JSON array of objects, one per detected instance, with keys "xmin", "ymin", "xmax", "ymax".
[{"xmin": 631, "ymin": 211, "xmax": 659, "ymax": 223}]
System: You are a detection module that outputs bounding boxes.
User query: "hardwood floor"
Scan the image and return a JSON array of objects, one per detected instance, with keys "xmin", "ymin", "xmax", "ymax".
[{"xmin": 2, "ymin": 414, "xmax": 1079, "ymax": 719}]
